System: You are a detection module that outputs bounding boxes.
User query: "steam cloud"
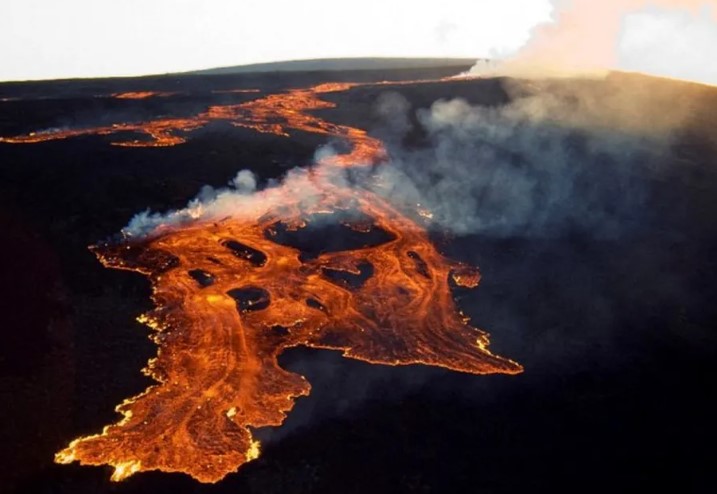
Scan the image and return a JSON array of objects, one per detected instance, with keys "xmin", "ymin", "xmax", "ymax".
[{"xmin": 471, "ymin": 0, "xmax": 717, "ymax": 86}]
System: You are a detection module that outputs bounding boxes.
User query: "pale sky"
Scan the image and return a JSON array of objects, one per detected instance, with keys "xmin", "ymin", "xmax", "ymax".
[{"xmin": 0, "ymin": 0, "xmax": 553, "ymax": 81}]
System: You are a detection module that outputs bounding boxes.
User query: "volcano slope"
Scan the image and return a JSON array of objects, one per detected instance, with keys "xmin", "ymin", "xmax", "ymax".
[{"xmin": 0, "ymin": 65, "xmax": 716, "ymax": 493}]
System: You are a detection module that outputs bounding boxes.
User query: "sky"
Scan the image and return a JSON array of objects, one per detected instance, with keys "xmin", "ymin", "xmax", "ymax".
[{"xmin": 0, "ymin": 0, "xmax": 553, "ymax": 81}]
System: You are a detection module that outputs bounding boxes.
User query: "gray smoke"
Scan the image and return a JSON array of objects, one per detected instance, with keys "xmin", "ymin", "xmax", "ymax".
[{"xmin": 367, "ymin": 80, "xmax": 676, "ymax": 240}]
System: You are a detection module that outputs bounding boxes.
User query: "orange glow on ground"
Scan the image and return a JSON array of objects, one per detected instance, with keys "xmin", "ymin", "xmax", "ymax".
[{"xmin": 112, "ymin": 91, "xmax": 176, "ymax": 99}]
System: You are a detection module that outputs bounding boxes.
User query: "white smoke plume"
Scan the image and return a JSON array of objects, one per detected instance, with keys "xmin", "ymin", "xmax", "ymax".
[
  {"xmin": 471, "ymin": 1, "xmax": 717, "ymax": 86},
  {"xmin": 122, "ymin": 162, "xmax": 355, "ymax": 238},
  {"xmin": 125, "ymin": 168, "xmax": 301, "ymax": 237}
]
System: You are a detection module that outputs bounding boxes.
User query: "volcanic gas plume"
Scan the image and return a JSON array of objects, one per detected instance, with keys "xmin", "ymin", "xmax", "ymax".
[
  {"xmin": 471, "ymin": 0, "xmax": 717, "ymax": 86},
  {"xmin": 5, "ymin": 80, "xmax": 524, "ymax": 482}
]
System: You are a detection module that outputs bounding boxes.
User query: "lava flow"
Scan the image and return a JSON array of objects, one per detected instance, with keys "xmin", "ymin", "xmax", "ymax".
[
  {"xmin": 44, "ymin": 79, "xmax": 522, "ymax": 483},
  {"xmin": 112, "ymin": 91, "xmax": 176, "ymax": 99},
  {"xmin": 0, "ymin": 82, "xmax": 385, "ymax": 159}
]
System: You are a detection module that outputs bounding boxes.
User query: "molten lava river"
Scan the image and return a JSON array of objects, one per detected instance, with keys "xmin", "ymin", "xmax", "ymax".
[{"xmin": 2, "ymin": 80, "xmax": 523, "ymax": 482}]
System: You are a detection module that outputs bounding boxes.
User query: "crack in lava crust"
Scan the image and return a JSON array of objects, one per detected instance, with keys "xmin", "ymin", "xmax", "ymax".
[{"xmin": 51, "ymin": 80, "xmax": 523, "ymax": 483}]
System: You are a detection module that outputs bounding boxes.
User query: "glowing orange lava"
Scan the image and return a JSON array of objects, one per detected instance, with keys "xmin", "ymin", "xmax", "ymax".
[
  {"xmin": 112, "ymin": 91, "xmax": 176, "ymax": 99},
  {"xmin": 0, "ymin": 78, "xmax": 448, "ymax": 155},
  {"xmin": 0, "ymin": 119, "xmax": 205, "ymax": 147},
  {"xmin": 0, "ymin": 82, "xmax": 384, "ymax": 154},
  {"xmin": 36, "ymin": 78, "xmax": 522, "ymax": 483}
]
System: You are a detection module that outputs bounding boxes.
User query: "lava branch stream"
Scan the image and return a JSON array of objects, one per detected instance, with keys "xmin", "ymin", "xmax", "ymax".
[
  {"xmin": 48, "ymin": 79, "xmax": 523, "ymax": 483},
  {"xmin": 0, "ymin": 82, "xmax": 386, "ymax": 160}
]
